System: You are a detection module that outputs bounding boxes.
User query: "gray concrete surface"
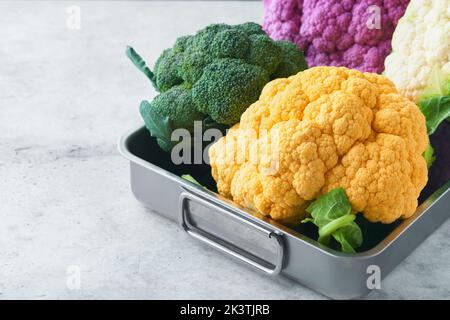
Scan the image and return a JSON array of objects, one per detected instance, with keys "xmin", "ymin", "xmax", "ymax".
[{"xmin": 0, "ymin": 1, "xmax": 449, "ymax": 300}]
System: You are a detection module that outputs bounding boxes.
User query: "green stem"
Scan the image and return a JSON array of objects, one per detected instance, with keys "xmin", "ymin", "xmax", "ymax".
[
  {"xmin": 318, "ymin": 214, "xmax": 356, "ymax": 244},
  {"xmin": 318, "ymin": 234, "xmax": 331, "ymax": 246},
  {"xmin": 126, "ymin": 46, "xmax": 156, "ymax": 85},
  {"xmin": 181, "ymin": 174, "xmax": 202, "ymax": 186}
]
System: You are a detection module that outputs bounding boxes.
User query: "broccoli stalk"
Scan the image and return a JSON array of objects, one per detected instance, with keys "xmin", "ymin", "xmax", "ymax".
[{"xmin": 126, "ymin": 46, "xmax": 156, "ymax": 87}]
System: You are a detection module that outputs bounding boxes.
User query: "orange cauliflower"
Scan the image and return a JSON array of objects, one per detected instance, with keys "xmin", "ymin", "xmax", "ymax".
[{"xmin": 209, "ymin": 66, "xmax": 429, "ymax": 225}]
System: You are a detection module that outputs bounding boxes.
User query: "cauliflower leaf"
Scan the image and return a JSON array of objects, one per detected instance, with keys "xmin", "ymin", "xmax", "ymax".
[
  {"xmin": 332, "ymin": 224, "xmax": 363, "ymax": 254},
  {"xmin": 422, "ymin": 66, "xmax": 450, "ymax": 99},
  {"xmin": 419, "ymin": 96, "xmax": 450, "ymax": 135},
  {"xmin": 302, "ymin": 188, "xmax": 362, "ymax": 253},
  {"xmin": 423, "ymin": 144, "xmax": 436, "ymax": 169}
]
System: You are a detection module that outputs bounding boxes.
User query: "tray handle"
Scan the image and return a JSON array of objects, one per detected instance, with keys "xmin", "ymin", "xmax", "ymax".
[{"xmin": 178, "ymin": 192, "xmax": 284, "ymax": 276}]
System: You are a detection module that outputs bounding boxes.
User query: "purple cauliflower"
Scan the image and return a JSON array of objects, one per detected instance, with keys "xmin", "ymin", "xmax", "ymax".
[{"xmin": 263, "ymin": 0, "xmax": 409, "ymax": 73}]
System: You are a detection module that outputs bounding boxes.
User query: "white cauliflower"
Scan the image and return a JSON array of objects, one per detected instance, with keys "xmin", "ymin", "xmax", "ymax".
[{"xmin": 384, "ymin": 0, "xmax": 450, "ymax": 101}]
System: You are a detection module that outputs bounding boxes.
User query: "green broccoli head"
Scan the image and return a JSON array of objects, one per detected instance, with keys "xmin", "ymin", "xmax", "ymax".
[
  {"xmin": 127, "ymin": 22, "xmax": 307, "ymax": 151},
  {"xmin": 271, "ymin": 40, "xmax": 308, "ymax": 79},
  {"xmin": 192, "ymin": 59, "xmax": 269, "ymax": 125}
]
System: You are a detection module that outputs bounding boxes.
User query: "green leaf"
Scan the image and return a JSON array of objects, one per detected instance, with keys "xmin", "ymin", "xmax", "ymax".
[
  {"xmin": 181, "ymin": 174, "xmax": 211, "ymax": 191},
  {"xmin": 126, "ymin": 46, "xmax": 156, "ymax": 86},
  {"xmin": 140, "ymin": 100, "xmax": 173, "ymax": 152},
  {"xmin": 419, "ymin": 95, "xmax": 450, "ymax": 135},
  {"xmin": 305, "ymin": 188, "xmax": 352, "ymax": 227},
  {"xmin": 332, "ymin": 223, "xmax": 363, "ymax": 253},
  {"xmin": 181, "ymin": 174, "xmax": 202, "ymax": 186},
  {"xmin": 419, "ymin": 67, "xmax": 450, "ymax": 134},
  {"xmin": 302, "ymin": 188, "xmax": 363, "ymax": 253},
  {"xmin": 421, "ymin": 67, "xmax": 450, "ymax": 98},
  {"xmin": 423, "ymin": 144, "xmax": 435, "ymax": 169}
]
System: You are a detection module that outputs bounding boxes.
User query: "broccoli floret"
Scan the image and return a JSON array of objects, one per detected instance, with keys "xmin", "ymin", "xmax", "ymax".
[
  {"xmin": 145, "ymin": 85, "xmax": 204, "ymax": 130},
  {"xmin": 152, "ymin": 49, "xmax": 184, "ymax": 92},
  {"xmin": 190, "ymin": 24, "xmax": 231, "ymax": 56},
  {"xmin": 246, "ymin": 34, "xmax": 282, "ymax": 75},
  {"xmin": 272, "ymin": 40, "xmax": 308, "ymax": 79},
  {"xmin": 178, "ymin": 51, "xmax": 211, "ymax": 85},
  {"xmin": 235, "ymin": 22, "xmax": 266, "ymax": 36},
  {"xmin": 192, "ymin": 59, "xmax": 269, "ymax": 125},
  {"xmin": 139, "ymin": 86, "xmax": 205, "ymax": 151},
  {"xmin": 173, "ymin": 35, "xmax": 192, "ymax": 53},
  {"xmin": 127, "ymin": 22, "xmax": 307, "ymax": 151},
  {"xmin": 210, "ymin": 29, "xmax": 250, "ymax": 59}
]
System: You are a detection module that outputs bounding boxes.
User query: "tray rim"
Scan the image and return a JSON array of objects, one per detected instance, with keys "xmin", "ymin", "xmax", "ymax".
[{"xmin": 118, "ymin": 125, "xmax": 450, "ymax": 259}]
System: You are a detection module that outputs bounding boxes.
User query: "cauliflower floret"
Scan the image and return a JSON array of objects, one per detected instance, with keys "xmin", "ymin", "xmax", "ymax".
[
  {"xmin": 384, "ymin": 0, "xmax": 450, "ymax": 101},
  {"xmin": 209, "ymin": 66, "xmax": 428, "ymax": 225},
  {"xmin": 262, "ymin": 0, "xmax": 409, "ymax": 73}
]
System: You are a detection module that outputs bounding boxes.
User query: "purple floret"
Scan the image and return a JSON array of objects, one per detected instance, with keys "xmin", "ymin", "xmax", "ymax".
[{"xmin": 263, "ymin": 0, "xmax": 409, "ymax": 73}]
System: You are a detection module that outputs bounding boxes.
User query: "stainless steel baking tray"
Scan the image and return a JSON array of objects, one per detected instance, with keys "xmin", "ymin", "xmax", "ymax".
[{"xmin": 118, "ymin": 126, "xmax": 450, "ymax": 299}]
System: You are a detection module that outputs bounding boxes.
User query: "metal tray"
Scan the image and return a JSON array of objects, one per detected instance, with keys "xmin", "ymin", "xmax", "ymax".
[{"xmin": 118, "ymin": 126, "xmax": 450, "ymax": 299}]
